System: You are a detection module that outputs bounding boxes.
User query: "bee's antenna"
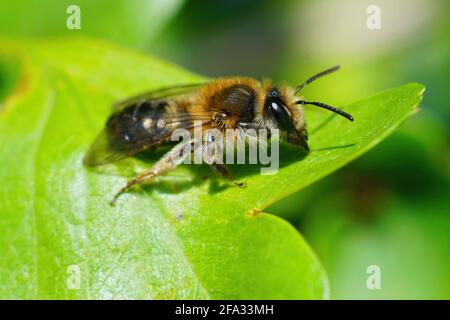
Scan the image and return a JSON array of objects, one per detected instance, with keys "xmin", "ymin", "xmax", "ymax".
[
  {"xmin": 294, "ymin": 65, "xmax": 340, "ymax": 95},
  {"xmin": 296, "ymin": 100, "xmax": 354, "ymax": 121}
]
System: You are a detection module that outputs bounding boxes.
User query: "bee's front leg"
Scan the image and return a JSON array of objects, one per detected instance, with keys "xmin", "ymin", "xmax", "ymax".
[
  {"xmin": 203, "ymin": 132, "xmax": 246, "ymax": 188},
  {"xmin": 110, "ymin": 140, "xmax": 196, "ymax": 206},
  {"xmin": 211, "ymin": 162, "xmax": 247, "ymax": 188}
]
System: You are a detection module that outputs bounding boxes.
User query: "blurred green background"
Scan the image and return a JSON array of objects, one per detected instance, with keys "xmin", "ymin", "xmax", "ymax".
[{"xmin": 0, "ymin": 0, "xmax": 448, "ymax": 299}]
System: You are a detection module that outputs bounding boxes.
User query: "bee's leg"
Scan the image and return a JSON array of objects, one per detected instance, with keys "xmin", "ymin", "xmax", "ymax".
[
  {"xmin": 203, "ymin": 132, "xmax": 246, "ymax": 188},
  {"xmin": 110, "ymin": 140, "xmax": 196, "ymax": 206},
  {"xmin": 210, "ymin": 163, "xmax": 247, "ymax": 188}
]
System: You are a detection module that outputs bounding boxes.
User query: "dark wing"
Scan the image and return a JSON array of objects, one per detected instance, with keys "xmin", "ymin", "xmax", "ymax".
[
  {"xmin": 113, "ymin": 83, "xmax": 204, "ymax": 111},
  {"xmin": 84, "ymin": 84, "xmax": 208, "ymax": 167}
]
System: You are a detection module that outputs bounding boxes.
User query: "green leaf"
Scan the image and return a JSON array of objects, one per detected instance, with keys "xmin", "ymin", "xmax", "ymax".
[
  {"xmin": 0, "ymin": 38, "xmax": 424, "ymax": 299},
  {"xmin": 0, "ymin": 38, "xmax": 327, "ymax": 299}
]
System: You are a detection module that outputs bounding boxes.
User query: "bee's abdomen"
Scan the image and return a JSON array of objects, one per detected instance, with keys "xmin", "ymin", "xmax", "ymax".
[{"xmin": 106, "ymin": 100, "xmax": 172, "ymax": 151}]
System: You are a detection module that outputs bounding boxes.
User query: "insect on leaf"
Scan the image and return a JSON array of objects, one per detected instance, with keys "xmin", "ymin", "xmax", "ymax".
[{"xmin": 0, "ymin": 38, "xmax": 424, "ymax": 299}]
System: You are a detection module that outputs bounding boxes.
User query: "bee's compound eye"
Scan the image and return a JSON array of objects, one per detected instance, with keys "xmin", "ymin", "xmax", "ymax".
[{"xmin": 267, "ymin": 98, "xmax": 293, "ymax": 131}]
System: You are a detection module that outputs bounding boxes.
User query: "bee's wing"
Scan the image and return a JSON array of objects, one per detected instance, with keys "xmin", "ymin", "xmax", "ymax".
[
  {"xmin": 84, "ymin": 84, "xmax": 208, "ymax": 167},
  {"xmin": 83, "ymin": 130, "xmax": 130, "ymax": 166},
  {"xmin": 83, "ymin": 116, "xmax": 208, "ymax": 167},
  {"xmin": 113, "ymin": 83, "xmax": 205, "ymax": 112}
]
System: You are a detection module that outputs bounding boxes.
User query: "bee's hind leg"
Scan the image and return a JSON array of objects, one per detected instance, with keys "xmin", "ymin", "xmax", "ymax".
[
  {"xmin": 110, "ymin": 140, "xmax": 195, "ymax": 206},
  {"xmin": 110, "ymin": 170, "xmax": 156, "ymax": 206}
]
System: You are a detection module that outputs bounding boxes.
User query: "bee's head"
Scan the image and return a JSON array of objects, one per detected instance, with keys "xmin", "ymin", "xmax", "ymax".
[
  {"xmin": 263, "ymin": 88, "xmax": 310, "ymax": 151},
  {"xmin": 263, "ymin": 65, "xmax": 354, "ymax": 152}
]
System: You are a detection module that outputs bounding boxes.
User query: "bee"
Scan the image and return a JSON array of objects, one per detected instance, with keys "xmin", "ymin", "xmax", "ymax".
[{"xmin": 84, "ymin": 65, "xmax": 353, "ymax": 205}]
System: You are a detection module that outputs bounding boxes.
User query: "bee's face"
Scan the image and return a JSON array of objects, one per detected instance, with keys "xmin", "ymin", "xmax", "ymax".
[{"xmin": 262, "ymin": 87, "xmax": 309, "ymax": 151}]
